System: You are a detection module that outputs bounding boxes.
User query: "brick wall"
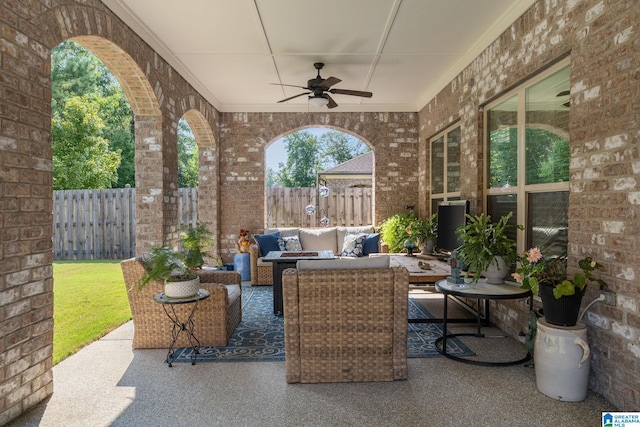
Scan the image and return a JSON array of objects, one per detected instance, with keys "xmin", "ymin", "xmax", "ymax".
[
  {"xmin": 0, "ymin": 0, "xmax": 637, "ymax": 422},
  {"xmin": 217, "ymin": 113, "xmax": 419, "ymax": 260},
  {"xmin": 419, "ymin": 0, "xmax": 639, "ymax": 410}
]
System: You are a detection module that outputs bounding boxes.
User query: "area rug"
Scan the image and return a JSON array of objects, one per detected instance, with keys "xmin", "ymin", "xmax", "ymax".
[{"xmin": 172, "ymin": 285, "xmax": 473, "ymax": 363}]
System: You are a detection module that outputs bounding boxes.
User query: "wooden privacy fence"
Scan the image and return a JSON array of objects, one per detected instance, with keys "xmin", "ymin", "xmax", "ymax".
[
  {"xmin": 53, "ymin": 188, "xmax": 198, "ymax": 260},
  {"xmin": 52, "ymin": 186, "xmax": 371, "ymax": 259},
  {"xmin": 265, "ymin": 187, "xmax": 372, "ymax": 228}
]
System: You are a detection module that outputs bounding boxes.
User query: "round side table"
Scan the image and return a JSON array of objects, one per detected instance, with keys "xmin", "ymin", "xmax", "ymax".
[{"xmin": 153, "ymin": 289, "xmax": 210, "ymax": 367}]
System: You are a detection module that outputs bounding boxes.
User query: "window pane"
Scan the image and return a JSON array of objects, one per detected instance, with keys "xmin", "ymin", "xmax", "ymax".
[
  {"xmin": 525, "ymin": 66, "xmax": 570, "ymax": 184},
  {"xmin": 447, "ymin": 127, "xmax": 461, "ymax": 192},
  {"xmin": 527, "ymin": 191, "xmax": 568, "ymax": 258},
  {"xmin": 487, "ymin": 194, "xmax": 518, "ymax": 243},
  {"xmin": 487, "ymin": 96, "xmax": 518, "ymax": 189},
  {"xmin": 431, "ymin": 136, "xmax": 444, "ymax": 194}
]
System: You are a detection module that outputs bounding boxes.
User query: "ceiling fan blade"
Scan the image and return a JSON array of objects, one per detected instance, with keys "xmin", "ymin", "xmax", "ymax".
[
  {"xmin": 320, "ymin": 76, "xmax": 341, "ymax": 88},
  {"xmin": 330, "ymin": 88, "xmax": 373, "ymax": 98},
  {"xmin": 277, "ymin": 92, "xmax": 310, "ymax": 103},
  {"xmin": 271, "ymin": 83, "xmax": 308, "ymax": 89},
  {"xmin": 325, "ymin": 94, "xmax": 338, "ymax": 109}
]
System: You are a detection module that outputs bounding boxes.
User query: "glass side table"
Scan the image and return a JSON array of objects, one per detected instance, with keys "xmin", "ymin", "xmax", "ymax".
[{"xmin": 153, "ymin": 289, "xmax": 210, "ymax": 367}]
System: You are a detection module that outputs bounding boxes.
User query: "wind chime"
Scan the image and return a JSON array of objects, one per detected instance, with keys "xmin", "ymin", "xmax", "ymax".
[{"xmin": 305, "ymin": 180, "xmax": 331, "ymax": 227}]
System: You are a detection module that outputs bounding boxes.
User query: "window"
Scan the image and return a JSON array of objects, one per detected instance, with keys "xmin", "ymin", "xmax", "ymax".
[
  {"xmin": 430, "ymin": 125, "xmax": 461, "ymax": 213},
  {"xmin": 485, "ymin": 61, "xmax": 570, "ymax": 256}
]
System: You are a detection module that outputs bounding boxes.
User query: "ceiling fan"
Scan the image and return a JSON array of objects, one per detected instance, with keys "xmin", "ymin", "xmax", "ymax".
[{"xmin": 272, "ymin": 63, "xmax": 372, "ymax": 109}]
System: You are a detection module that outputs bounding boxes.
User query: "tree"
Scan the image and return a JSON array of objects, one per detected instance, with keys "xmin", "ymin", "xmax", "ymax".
[
  {"xmin": 177, "ymin": 119, "xmax": 199, "ymax": 188},
  {"xmin": 52, "ymin": 95, "xmax": 121, "ymax": 189},
  {"xmin": 51, "ymin": 40, "xmax": 135, "ymax": 188},
  {"xmin": 277, "ymin": 131, "xmax": 323, "ymax": 187},
  {"xmin": 272, "ymin": 129, "xmax": 370, "ymax": 188},
  {"xmin": 320, "ymin": 130, "xmax": 369, "ymax": 166},
  {"xmin": 266, "ymin": 167, "xmax": 278, "ymax": 187}
]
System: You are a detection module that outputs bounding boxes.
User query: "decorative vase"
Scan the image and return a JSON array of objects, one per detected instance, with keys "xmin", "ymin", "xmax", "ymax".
[
  {"xmin": 164, "ymin": 277, "xmax": 200, "ymax": 298},
  {"xmin": 482, "ymin": 256, "xmax": 509, "ymax": 284},
  {"xmin": 539, "ymin": 283, "xmax": 585, "ymax": 327},
  {"xmin": 421, "ymin": 239, "xmax": 434, "ymax": 255}
]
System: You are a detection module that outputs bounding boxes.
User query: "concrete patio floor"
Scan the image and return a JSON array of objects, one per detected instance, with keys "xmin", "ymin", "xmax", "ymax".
[{"xmin": 8, "ymin": 289, "xmax": 614, "ymax": 427}]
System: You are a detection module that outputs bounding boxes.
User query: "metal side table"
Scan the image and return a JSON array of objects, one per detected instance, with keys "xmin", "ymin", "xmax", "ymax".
[
  {"xmin": 435, "ymin": 279, "xmax": 532, "ymax": 366},
  {"xmin": 153, "ymin": 289, "xmax": 210, "ymax": 367}
]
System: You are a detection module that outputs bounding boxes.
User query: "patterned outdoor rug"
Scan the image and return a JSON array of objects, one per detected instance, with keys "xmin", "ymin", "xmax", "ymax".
[{"xmin": 172, "ymin": 285, "xmax": 473, "ymax": 363}]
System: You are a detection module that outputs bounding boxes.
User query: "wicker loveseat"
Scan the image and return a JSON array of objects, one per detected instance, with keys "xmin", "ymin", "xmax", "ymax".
[
  {"xmin": 282, "ymin": 258, "xmax": 409, "ymax": 383},
  {"xmin": 121, "ymin": 257, "xmax": 242, "ymax": 348},
  {"xmin": 249, "ymin": 225, "xmax": 385, "ymax": 285}
]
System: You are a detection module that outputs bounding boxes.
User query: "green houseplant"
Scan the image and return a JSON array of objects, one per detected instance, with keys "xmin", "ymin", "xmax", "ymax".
[
  {"xmin": 406, "ymin": 213, "xmax": 438, "ymax": 254},
  {"xmin": 180, "ymin": 222, "xmax": 214, "ymax": 269},
  {"xmin": 137, "ymin": 223, "xmax": 214, "ymax": 298},
  {"xmin": 513, "ymin": 247, "xmax": 608, "ymax": 326},
  {"xmin": 380, "ymin": 210, "xmax": 437, "ymax": 254},
  {"xmin": 455, "ymin": 212, "xmax": 522, "ymax": 283}
]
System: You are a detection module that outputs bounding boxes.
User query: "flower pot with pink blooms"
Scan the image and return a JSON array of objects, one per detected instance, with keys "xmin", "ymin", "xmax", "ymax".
[{"xmin": 513, "ymin": 248, "xmax": 608, "ymax": 327}]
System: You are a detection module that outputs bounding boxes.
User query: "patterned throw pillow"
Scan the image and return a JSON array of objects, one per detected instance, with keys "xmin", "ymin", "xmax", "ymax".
[
  {"xmin": 341, "ymin": 233, "xmax": 366, "ymax": 257},
  {"xmin": 277, "ymin": 235, "xmax": 302, "ymax": 251}
]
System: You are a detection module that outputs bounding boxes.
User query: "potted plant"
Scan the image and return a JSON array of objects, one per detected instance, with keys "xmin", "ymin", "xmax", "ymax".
[
  {"xmin": 181, "ymin": 222, "xmax": 214, "ymax": 269},
  {"xmin": 379, "ymin": 211, "xmax": 416, "ymax": 253},
  {"xmin": 379, "ymin": 210, "xmax": 437, "ymax": 254},
  {"xmin": 406, "ymin": 213, "xmax": 438, "ymax": 255},
  {"xmin": 137, "ymin": 223, "xmax": 214, "ymax": 298},
  {"xmin": 455, "ymin": 212, "xmax": 522, "ymax": 284},
  {"xmin": 513, "ymin": 247, "xmax": 608, "ymax": 326}
]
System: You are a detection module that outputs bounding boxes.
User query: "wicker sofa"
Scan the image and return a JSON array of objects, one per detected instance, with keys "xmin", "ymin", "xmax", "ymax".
[
  {"xmin": 249, "ymin": 225, "xmax": 384, "ymax": 285},
  {"xmin": 282, "ymin": 258, "xmax": 409, "ymax": 383},
  {"xmin": 120, "ymin": 257, "xmax": 242, "ymax": 349}
]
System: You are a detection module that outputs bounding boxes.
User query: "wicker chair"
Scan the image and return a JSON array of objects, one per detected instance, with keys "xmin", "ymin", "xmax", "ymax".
[
  {"xmin": 282, "ymin": 265, "xmax": 409, "ymax": 383},
  {"xmin": 121, "ymin": 257, "xmax": 242, "ymax": 349}
]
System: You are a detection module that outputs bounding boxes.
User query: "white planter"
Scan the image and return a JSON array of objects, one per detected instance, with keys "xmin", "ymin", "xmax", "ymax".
[
  {"xmin": 534, "ymin": 318, "xmax": 590, "ymax": 402},
  {"xmin": 482, "ymin": 255, "xmax": 509, "ymax": 284},
  {"xmin": 164, "ymin": 277, "xmax": 200, "ymax": 298}
]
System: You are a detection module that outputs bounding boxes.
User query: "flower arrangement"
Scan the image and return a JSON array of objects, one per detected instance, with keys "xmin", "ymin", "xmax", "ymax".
[{"xmin": 513, "ymin": 247, "xmax": 608, "ymax": 299}]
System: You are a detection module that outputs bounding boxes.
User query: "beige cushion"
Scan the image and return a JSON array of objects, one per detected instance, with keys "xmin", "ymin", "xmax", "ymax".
[
  {"xmin": 225, "ymin": 284, "xmax": 241, "ymax": 305},
  {"xmin": 297, "ymin": 256, "xmax": 390, "ymax": 270},
  {"xmin": 264, "ymin": 227, "xmax": 299, "ymax": 238},
  {"xmin": 337, "ymin": 226, "xmax": 375, "ymax": 253},
  {"xmin": 299, "ymin": 227, "xmax": 338, "ymax": 253}
]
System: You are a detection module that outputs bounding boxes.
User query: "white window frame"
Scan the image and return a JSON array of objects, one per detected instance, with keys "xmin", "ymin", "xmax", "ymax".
[
  {"xmin": 430, "ymin": 124, "xmax": 461, "ymax": 207},
  {"xmin": 484, "ymin": 59, "xmax": 570, "ymax": 253}
]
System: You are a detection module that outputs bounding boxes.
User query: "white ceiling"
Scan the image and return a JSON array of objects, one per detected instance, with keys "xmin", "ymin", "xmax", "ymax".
[{"xmin": 102, "ymin": 0, "xmax": 536, "ymax": 113}]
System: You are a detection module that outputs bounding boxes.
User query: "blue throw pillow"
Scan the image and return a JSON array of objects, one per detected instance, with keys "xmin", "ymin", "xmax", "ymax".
[
  {"xmin": 254, "ymin": 232, "xmax": 281, "ymax": 256},
  {"xmin": 362, "ymin": 233, "xmax": 380, "ymax": 255}
]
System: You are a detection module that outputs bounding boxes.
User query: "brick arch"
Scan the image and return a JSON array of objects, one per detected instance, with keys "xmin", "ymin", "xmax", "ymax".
[
  {"xmin": 264, "ymin": 124, "xmax": 376, "ymax": 225},
  {"xmin": 265, "ymin": 124, "xmax": 374, "ymax": 151},
  {"xmin": 181, "ymin": 109, "xmax": 220, "ymax": 255},
  {"xmin": 71, "ymin": 36, "xmax": 160, "ymax": 116}
]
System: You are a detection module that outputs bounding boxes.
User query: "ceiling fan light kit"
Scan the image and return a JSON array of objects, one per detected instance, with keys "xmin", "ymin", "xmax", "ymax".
[
  {"xmin": 309, "ymin": 96, "xmax": 329, "ymax": 108},
  {"xmin": 272, "ymin": 63, "xmax": 372, "ymax": 109}
]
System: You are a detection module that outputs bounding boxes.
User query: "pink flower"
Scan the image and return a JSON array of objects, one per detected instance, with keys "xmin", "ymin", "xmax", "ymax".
[
  {"xmin": 512, "ymin": 272, "xmax": 523, "ymax": 283},
  {"xmin": 527, "ymin": 247, "xmax": 542, "ymax": 263}
]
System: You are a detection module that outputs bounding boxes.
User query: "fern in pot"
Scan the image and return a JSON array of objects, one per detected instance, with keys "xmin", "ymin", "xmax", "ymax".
[
  {"xmin": 455, "ymin": 212, "xmax": 522, "ymax": 284},
  {"xmin": 137, "ymin": 223, "xmax": 214, "ymax": 298}
]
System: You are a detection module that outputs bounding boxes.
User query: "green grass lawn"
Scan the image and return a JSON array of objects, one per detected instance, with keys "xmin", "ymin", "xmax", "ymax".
[{"xmin": 53, "ymin": 260, "xmax": 131, "ymax": 364}]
